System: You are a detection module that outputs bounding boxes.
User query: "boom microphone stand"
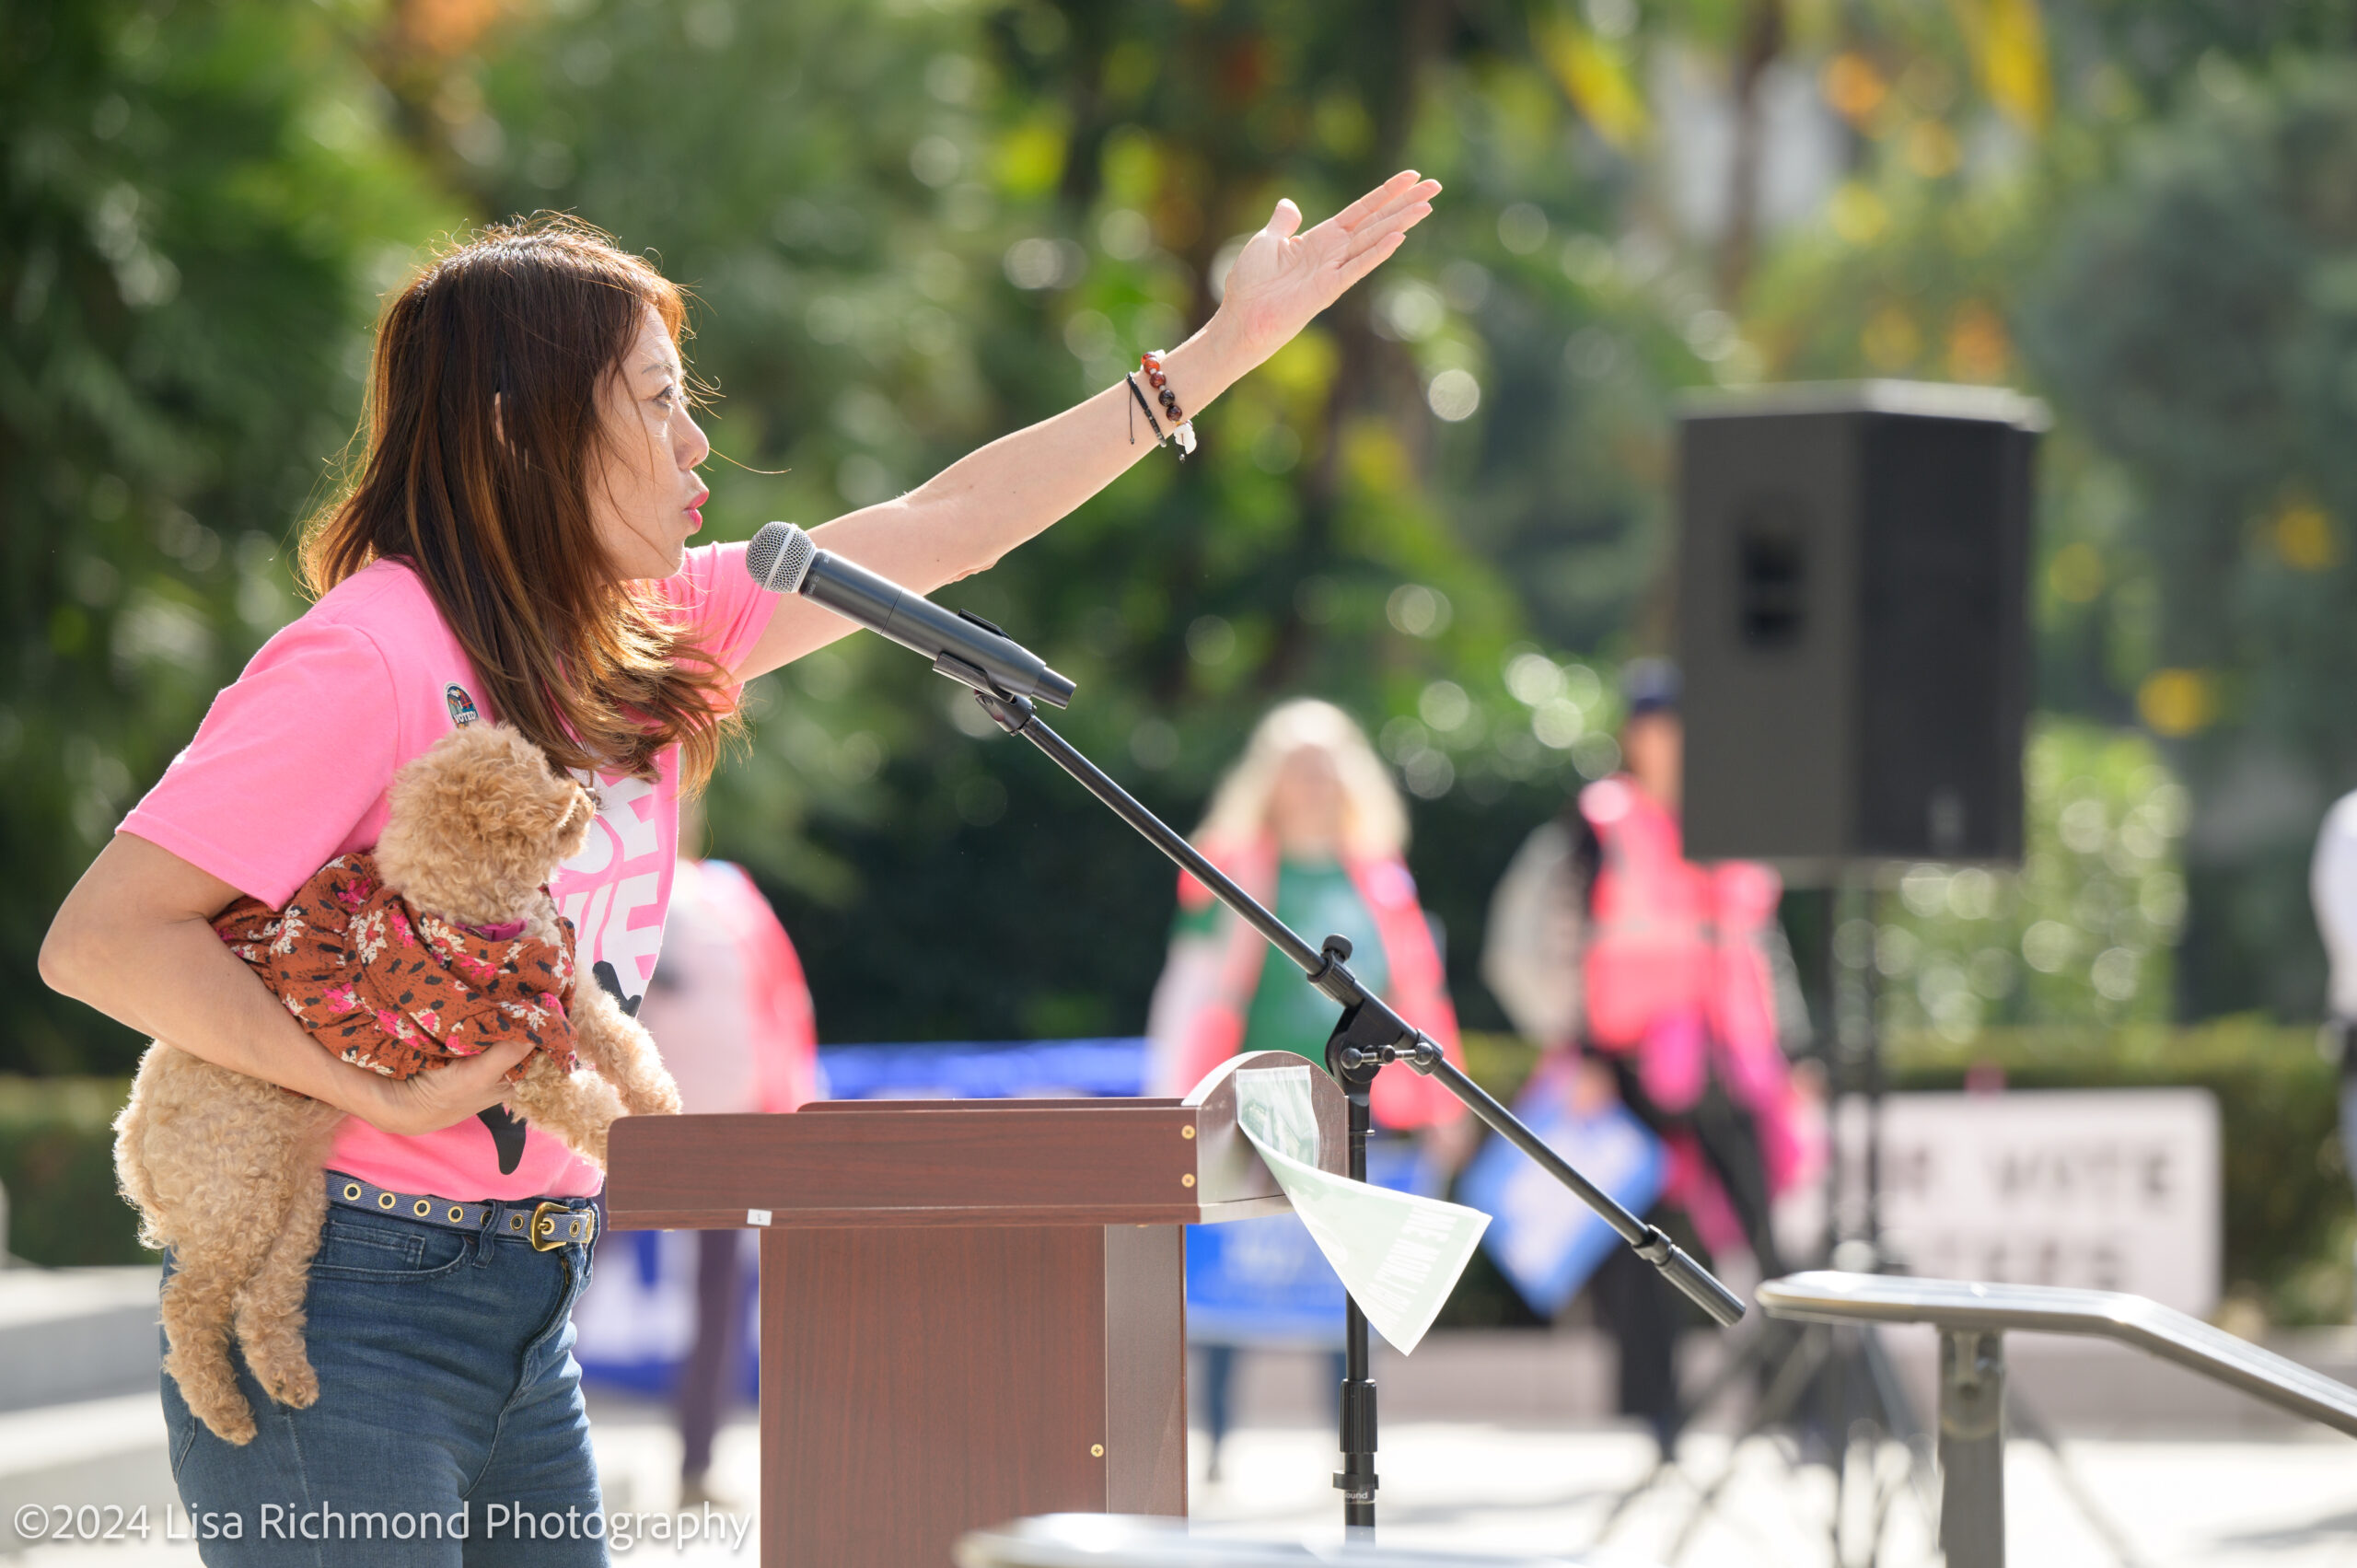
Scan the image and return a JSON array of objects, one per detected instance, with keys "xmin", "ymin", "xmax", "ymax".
[
  {"xmin": 968, "ymin": 687, "xmax": 1746, "ymax": 1540},
  {"xmin": 737, "ymin": 522, "xmax": 1747, "ymax": 1539}
]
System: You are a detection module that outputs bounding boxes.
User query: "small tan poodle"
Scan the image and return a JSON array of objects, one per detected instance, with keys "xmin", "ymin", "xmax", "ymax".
[{"xmin": 115, "ymin": 722, "xmax": 680, "ymax": 1445}]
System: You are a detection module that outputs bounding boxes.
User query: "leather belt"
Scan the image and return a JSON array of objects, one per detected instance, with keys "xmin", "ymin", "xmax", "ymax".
[{"xmin": 326, "ymin": 1171, "xmax": 597, "ymax": 1251}]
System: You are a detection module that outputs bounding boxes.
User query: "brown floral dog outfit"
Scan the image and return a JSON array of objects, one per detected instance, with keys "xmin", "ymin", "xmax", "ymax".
[{"xmin": 215, "ymin": 854, "xmax": 579, "ymax": 1081}]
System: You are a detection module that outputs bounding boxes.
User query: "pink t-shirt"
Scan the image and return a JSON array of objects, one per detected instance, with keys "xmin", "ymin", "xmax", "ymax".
[{"xmin": 121, "ymin": 544, "xmax": 777, "ymax": 1201}]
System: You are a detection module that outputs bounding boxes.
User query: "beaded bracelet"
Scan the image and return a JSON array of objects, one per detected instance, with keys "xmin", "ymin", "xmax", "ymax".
[{"xmin": 1137, "ymin": 349, "xmax": 1197, "ymax": 457}]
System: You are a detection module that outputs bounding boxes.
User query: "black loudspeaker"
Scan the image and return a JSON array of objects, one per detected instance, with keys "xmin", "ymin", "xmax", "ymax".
[{"xmin": 1676, "ymin": 383, "xmax": 2042, "ymax": 874}]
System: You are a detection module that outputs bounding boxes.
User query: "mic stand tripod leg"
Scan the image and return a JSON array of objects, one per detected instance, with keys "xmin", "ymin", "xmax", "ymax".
[
  {"xmin": 2002, "ymin": 1387, "xmax": 2144, "ymax": 1568},
  {"xmin": 1858, "ymin": 1317, "xmax": 1939, "ymax": 1537},
  {"xmin": 1658, "ymin": 1323, "xmax": 1835, "ymax": 1565},
  {"xmin": 1588, "ymin": 1314, "xmax": 1803, "ymax": 1545}
]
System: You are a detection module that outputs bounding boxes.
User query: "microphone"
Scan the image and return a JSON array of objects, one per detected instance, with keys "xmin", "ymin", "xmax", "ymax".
[{"xmin": 744, "ymin": 522, "xmax": 1076, "ymax": 709}]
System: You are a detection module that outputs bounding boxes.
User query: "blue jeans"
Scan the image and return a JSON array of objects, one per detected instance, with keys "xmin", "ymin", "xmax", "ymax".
[{"xmin": 161, "ymin": 1182, "xmax": 603, "ymax": 1566}]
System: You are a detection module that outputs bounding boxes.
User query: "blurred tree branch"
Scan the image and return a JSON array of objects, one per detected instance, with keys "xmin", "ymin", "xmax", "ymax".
[{"xmin": 1717, "ymin": 0, "xmax": 1785, "ymax": 304}]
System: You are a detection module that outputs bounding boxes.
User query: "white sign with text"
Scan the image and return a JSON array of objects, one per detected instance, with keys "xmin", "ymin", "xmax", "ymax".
[{"xmin": 1847, "ymin": 1088, "xmax": 2221, "ymax": 1318}]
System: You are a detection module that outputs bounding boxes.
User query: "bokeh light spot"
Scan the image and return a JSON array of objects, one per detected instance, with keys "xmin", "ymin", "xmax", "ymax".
[
  {"xmin": 2270, "ymin": 499, "xmax": 2338, "ymax": 570},
  {"xmin": 2137, "ymin": 668, "xmax": 2215, "ymax": 737},
  {"xmin": 1426, "ymin": 368, "xmax": 1481, "ymax": 422},
  {"xmin": 1822, "ymin": 52, "xmax": 1888, "ymax": 123},
  {"xmin": 1386, "ymin": 584, "xmax": 1451, "ymax": 637},
  {"xmin": 2049, "ymin": 542, "xmax": 2104, "ymax": 602}
]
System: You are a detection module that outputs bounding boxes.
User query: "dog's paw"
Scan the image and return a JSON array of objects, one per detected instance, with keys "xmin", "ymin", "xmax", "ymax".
[
  {"xmin": 257, "ymin": 1357, "xmax": 319, "ymax": 1412},
  {"xmin": 624, "ymin": 1081, "xmax": 682, "ymax": 1119},
  {"xmin": 167, "ymin": 1353, "xmax": 260, "ymax": 1446},
  {"xmin": 194, "ymin": 1397, "xmax": 259, "ymax": 1447}
]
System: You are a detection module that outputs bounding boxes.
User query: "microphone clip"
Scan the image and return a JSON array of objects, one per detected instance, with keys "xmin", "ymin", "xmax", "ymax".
[{"xmin": 932, "ymin": 648, "xmax": 998, "ymax": 695}]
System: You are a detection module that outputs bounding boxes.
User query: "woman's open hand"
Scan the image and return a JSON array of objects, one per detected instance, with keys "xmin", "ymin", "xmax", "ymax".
[{"xmin": 1212, "ymin": 170, "xmax": 1442, "ymax": 366}]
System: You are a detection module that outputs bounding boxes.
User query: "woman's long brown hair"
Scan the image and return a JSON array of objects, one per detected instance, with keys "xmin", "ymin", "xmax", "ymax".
[{"xmin": 302, "ymin": 215, "xmax": 737, "ymax": 789}]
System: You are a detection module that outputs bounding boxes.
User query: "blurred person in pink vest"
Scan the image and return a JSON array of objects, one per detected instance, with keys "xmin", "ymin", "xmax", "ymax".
[
  {"xmin": 1483, "ymin": 659, "xmax": 1818, "ymax": 1451},
  {"xmin": 1146, "ymin": 699, "xmax": 1469, "ymax": 1476},
  {"xmin": 633, "ymin": 804, "xmax": 819, "ymax": 1507}
]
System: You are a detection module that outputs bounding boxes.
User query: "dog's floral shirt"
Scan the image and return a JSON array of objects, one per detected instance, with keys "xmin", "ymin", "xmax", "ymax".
[{"xmin": 215, "ymin": 854, "xmax": 579, "ymax": 1081}]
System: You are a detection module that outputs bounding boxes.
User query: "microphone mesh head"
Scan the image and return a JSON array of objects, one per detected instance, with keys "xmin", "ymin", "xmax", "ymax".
[{"xmin": 745, "ymin": 521, "xmax": 816, "ymax": 593}]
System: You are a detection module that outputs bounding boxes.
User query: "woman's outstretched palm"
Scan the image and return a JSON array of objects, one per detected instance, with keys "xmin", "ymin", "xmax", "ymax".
[{"xmin": 1216, "ymin": 170, "xmax": 1442, "ymax": 363}]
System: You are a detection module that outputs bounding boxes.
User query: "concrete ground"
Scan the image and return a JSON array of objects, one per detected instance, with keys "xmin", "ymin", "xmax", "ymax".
[
  {"xmin": 3, "ymin": 1268, "xmax": 2351, "ymax": 1565},
  {"xmin": 8, "ymin": 1388, "xmax": 2353, "ymax": 1566},
  {"xmin": 1179, "ymin": 1334, "xmax": 2357, "ymax": 1566},
  {"xmin": 1189, "ymin": 1423, "xmax": 2357, "ymax": 1568}
]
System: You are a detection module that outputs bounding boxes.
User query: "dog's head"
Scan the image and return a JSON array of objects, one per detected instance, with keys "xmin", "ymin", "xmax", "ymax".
[{"xmin": 374, "ymin": 724, "xmax": 598, "ymax": 927}]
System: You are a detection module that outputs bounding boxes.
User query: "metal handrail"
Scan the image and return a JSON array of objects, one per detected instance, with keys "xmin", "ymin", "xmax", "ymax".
[
  {"xmin": 1758, "ymin": 1271, "xmax": 2357, "ymax": 1437},
  {"xmin": 1760, "ymin": 1271, "xmax": 2357, "ymax": 1567}
]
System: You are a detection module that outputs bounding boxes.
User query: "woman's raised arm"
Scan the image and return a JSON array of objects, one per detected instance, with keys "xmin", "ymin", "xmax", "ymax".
[
  {"xmin": 41, "ymin": 834, "xmax": 532, "ymax": 1135},
  {"xmin": 734, "ymin": 170, "xmax": 1441, "ymax": 680}
]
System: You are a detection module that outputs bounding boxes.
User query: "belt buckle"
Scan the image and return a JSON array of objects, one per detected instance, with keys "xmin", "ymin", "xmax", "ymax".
[{"xmin": 528, "ymin": 1200, "xmax": 568, "ymax": 1252}]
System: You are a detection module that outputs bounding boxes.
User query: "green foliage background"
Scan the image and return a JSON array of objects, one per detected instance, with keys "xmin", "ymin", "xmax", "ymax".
[
  {"xmin": 3, "ymin": 0, "xmax": 454, "ymax": 1072},
  {"xmin": 7, "ymin": 0, "xmax": 2357, "ymax": 1076}
]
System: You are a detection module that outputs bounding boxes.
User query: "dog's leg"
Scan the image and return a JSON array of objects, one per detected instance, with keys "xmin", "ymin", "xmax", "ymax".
[
  {"xmin": 145, "ymin": 1059, "xmax": 330, "ymax": 1446},
  {"xmin": 126, "ymin": 1049, "xmax": 257, "ymax": 1445},
  {"xmin": 230, "ymin": 1108, "xmax": 340, "ymax": 1412},
  {"xmin": 161, "ymin": 1242, "xmax": 261, "ymax": 1446},
  {"xmin": 568, "ymin": 985, "xmax": 682, "ymax": 1120}
]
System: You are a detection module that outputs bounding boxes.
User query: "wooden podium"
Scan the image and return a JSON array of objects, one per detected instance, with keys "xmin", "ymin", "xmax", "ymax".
[{"xmin": 604, "ymin": 1051, "xmax": 1343, "ymax": 1566}]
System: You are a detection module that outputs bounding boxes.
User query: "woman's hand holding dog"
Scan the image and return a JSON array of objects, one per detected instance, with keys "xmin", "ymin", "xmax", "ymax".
[{"xmin": 342, "ymin": 1037, "xmax": 539, "ymax": 1135}]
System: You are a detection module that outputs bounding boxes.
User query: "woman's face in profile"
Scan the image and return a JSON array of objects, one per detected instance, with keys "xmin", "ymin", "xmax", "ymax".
[{"xmin": 587, "ymin": 307, "xmax": 713, "ymax": 579}]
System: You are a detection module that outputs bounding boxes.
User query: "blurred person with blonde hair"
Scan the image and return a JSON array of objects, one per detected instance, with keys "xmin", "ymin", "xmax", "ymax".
[
  {"xmin": 1148, "ymin": 699, "xmax": 1463, "ymax": 1119},
  {"xmin": 1146, "ymin": 699, "xmax": 1466, "ymax": 1476}
]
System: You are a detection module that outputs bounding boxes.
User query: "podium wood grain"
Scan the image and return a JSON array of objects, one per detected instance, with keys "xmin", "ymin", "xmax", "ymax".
[
  {"xmin": 603, "ymin": 1053, "xmax": 1343, "ymax": 1565},
  {"xmin": 757, "ymin": 1223, "xmax": 1185, "ymax": 1563}
]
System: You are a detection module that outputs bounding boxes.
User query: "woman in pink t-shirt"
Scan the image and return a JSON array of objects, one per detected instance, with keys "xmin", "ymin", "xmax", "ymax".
[{"xmin": 41, "ymin": 186, "xmax": 1436, "ymax": 1562}]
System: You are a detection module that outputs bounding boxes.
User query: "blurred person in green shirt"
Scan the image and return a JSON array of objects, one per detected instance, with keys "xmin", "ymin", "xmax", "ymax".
[{"xmin": 1145, "ymin": 699, "xmax": 1468, "ymax": 1478}]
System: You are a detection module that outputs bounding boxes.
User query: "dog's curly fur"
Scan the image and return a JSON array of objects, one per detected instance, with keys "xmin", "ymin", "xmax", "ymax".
[{"xmin": 115, "ymin": 723, "xmax": 681, "ymax": 1446}]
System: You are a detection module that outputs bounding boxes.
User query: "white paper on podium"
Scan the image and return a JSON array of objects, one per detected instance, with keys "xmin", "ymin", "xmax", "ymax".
[{"xmin": 1231, "ymin": 1063, "xmax": 1490, "ymax": 1354}]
